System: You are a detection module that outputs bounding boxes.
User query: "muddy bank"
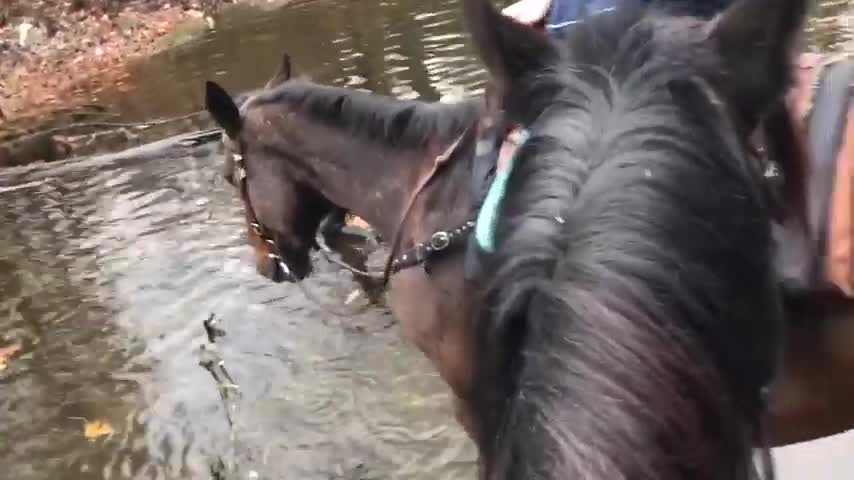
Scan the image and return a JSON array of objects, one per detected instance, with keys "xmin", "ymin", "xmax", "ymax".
[
  {"xmin": 0, "ymin": 108, "xmax": 216, "ymax": 168},
  {"xmin": 1, "ymin": 1, "xmax": 204, "ymax": 122},
  {"xmin": 2, "ymin": 0, "xmax": 850, "ymax": 169},
  {"xmin": 0, "ymin": 0, "xmax": 298, "ymax": 121},
  {"xmin": 0, "ymin": 0, "xmax": 298, "ymax": 167}
]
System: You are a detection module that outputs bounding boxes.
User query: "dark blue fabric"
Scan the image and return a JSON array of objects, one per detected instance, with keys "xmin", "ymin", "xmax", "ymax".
[
  {"xmin": 546, "ymin": 0, "xmax": 621, "ymax": 33},
  {"xmin": 545, "ymin": 0, "xmax": 734, "ymax": 35}
]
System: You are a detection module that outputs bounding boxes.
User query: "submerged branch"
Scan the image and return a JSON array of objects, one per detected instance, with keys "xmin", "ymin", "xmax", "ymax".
[
  {"xmin": 10, "ymin": 111, "xmax": 207, "ymax": 142},
  {"xmin": 198, "ymin": 313, "xmax": 243, "ymax": 479},
  {"xmin": 0, "ymin": 178, "xmax": 52, "ymax": 194}
]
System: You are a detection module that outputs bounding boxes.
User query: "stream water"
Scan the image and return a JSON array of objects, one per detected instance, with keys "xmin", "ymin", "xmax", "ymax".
[{"xmin": 1, "ymin": 0, "xmax": 853, "ymax": 478}]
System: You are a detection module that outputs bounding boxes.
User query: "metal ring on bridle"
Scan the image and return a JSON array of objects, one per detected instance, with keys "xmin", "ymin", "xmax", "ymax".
[{"xmin": 430, "ymin": 231, "xmax": 451, "ymax": 251}]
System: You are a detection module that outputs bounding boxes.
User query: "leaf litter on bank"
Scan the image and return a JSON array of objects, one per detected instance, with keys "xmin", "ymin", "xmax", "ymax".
[{"xmin": 0, "ymin": 1, "xmax": 205, "ymax": 121}]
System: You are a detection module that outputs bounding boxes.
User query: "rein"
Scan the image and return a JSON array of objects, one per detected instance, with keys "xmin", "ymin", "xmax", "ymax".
[
  {"xmin": 315, "ymin": 234, "xmax": 384, "ymax": 279},
  {"xmin": 381, "ymin": 129, "xmax": 474, "ymax": 286}
]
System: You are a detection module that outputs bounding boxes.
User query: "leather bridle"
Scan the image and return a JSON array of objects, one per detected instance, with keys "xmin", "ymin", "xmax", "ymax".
[
  {"xmin": 228, "ymin": 131, "xmax": 477, "ymax": 314},
  {"xmin": 231, "ymin": 149, "xmax": 376, "ymax": 316}
]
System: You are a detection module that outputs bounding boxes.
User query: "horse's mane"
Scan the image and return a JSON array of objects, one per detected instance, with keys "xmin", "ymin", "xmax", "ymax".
[
  {"xmin": 473, "ymin": 4, "xmax": 781, "ymax": 479},
  {"xmin": 247, "ymin": 80, "xmax": 483, "ymax": 150}
]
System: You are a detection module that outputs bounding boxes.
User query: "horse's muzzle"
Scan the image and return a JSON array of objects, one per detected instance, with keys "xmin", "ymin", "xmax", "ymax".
[{"xmin": 257, "ymin": 253, "xmax": 310, "ymax": 283}]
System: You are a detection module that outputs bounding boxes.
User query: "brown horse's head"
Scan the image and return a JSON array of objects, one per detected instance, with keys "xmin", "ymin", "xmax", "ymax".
[
  {"xmin": 206, "ymin": 53, "xmax": 337, "ymax": 282},
  {"xmin": 206, "ymin": 50, "xmax": 486, "ymax": 284}
]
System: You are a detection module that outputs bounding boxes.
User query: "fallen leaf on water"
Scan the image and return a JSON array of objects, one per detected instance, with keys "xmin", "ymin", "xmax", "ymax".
[
  {"xmin": 83, "ymin": 419, "xmax": 115, "ymax": 441},
  {"xmin": 0, "ymin": 343, "xmax": 22, "ymax": 371},
  {"xmin": 347, "ymin": 216, "xmax": 371, "ymax": 229}
]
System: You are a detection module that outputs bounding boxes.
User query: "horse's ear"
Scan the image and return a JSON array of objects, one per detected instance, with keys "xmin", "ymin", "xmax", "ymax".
[
  {"xmin": 710, "ymin": 0, "xmax": 807, "ymax": 46},
  {"xmin": 265, "ymin": 52, "xmax": 293, "ymax": 89},
  {"xmin": 205, "ymin": 80, "xmax": 241, "ymax": 139},
  {"xmin": 709, "ymin": 0, "xmax": 807, "ymax": 92},
  {"xmin": 463, "ymin": 0, "xmax": 557, "ymax": 96}
]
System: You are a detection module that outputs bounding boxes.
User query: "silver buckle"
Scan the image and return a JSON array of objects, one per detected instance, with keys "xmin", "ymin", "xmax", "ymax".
[{"xmin": 430, "ymin": 231, "xmax": 450, "ymax": 251}]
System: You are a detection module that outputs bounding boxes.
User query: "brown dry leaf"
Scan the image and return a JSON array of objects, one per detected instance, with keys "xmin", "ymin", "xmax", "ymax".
[
  {"xmin": 83, "ymin": 419, "xmax": 115, "ymax": 441},
  {"xmin": 0, "ymin": 343, "xmax": 22, "ymax": 371}
]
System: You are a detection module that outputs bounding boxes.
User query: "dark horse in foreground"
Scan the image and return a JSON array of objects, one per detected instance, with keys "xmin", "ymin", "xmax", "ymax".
[
  {"xmin": 460, "ymin": 0, "xmax": 799, "ymax": 476},
  {"xmin": 205, "ymin": 0, "xmax": 854, "ymax": 471}
]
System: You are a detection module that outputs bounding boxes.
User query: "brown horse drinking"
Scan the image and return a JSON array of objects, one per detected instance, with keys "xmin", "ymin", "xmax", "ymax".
[
  {"xmin": 205, "ymin": 0, "xmax": 854, "ymax": 461},
  {"xmin": 206, "ymin": 56, "xmax": 488, "ymax": 430}
]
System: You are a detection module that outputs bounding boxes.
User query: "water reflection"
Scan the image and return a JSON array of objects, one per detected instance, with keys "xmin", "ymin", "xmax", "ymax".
[
  {"xmin": 0, "ymin": 177, "xmax": 151, "ymax": 479},
  {"xmin": 1, "ymin": 0, "xmax": 852, "ymax": 478},
  {"xmin": 1, "ymin": 144, "xmax": 475, "ymax": 478},
  {"xmin": 805, "ymin": 0, "xmax": 853, "ymax": 51},
  {"xmin": 99, "ymin": 0, "xmax": 486, "ymax": 124}
]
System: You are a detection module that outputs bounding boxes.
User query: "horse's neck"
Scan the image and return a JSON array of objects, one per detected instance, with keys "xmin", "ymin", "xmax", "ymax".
[
  {"xmin": 280, "ymin": 98, "xmax": 482, "ymax": 239},
  {"xmin": 354, "ymin": 140, "xmax": 477, "ymax": 243},
  {"xmin": 353, "ymin": 146, "xmax": 449, "ymax": 239},
  {"xmin": 291, "ymin": 126, "xmax": 461, "ymax": 238},
  {"xmin": 268, "ymin": 90, "xmax": 485, "ymax": 240}
]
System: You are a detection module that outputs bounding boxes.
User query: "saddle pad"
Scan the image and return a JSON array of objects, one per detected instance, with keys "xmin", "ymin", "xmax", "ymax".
[
  {"xmin": 805, "ymin": 54, "xmax": 854, "ymax": 297},
  {"xmin": 827, "ymin": 104, "xmax": 854, "ymax": 296}
]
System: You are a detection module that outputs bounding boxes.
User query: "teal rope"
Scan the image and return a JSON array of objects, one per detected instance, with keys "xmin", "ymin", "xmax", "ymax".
[{"xmin": 474, "ymin": 129, "xmax": 530, "ymax": 252}]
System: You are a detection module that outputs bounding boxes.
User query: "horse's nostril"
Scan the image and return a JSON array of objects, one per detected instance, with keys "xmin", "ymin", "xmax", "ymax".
[
  {"xmin": 269, "ymin": 256, "xmax": 298, "ymax": 283},
  {"xmin": 271, "ymin": 259, "xmax": 285, "ymax": 283}
]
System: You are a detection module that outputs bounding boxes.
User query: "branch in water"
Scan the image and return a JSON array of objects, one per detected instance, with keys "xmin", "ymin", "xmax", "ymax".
[
  {"xmin": 198, "ymin": 343, "xmax": 240, "ymax": 427},
  {"xmin": 198, "ymin": 314, "xmax": 243, "ymax": 480},
  {"xmin": 203, "ymin": 313, "xmax": 227, "ymax": 344},
  {"xmin": 0, "ymin": 178, "xmax": 52, "ymax": 194},
  {"xmin": 12, "ymin": 110, "xmax": 207, "ymax": 140}
]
